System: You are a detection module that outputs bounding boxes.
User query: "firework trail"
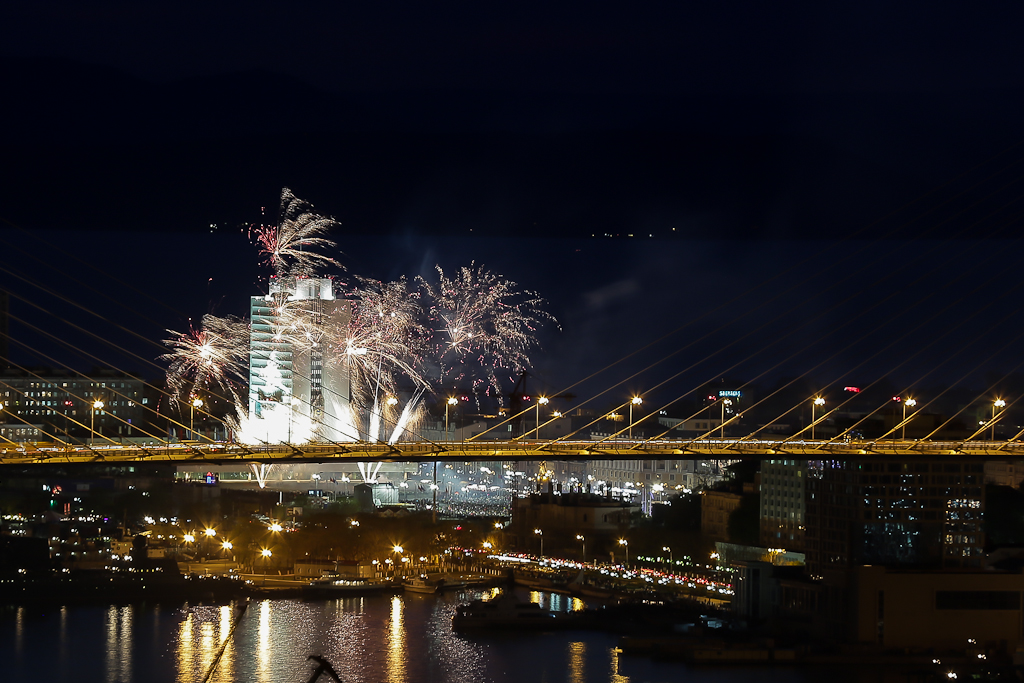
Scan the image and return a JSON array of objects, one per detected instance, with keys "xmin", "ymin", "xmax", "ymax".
[
  {"xmin": 254, "ymin": 188, "xmax": 341, "ymax": 277},
  {"xmin": 418, "ymin": 262, "xmax": 558, "ymax": 406},
  {"xmin": 160, "ymin": 314, "xmax": 249, "ymax": 404},
  {"xmin": 388, "ymin": 387, "xmax": 427, "ymax": 445},
  {"xmin": 337, "ymin": 276, "xmax": 431, "ymax": 409}
]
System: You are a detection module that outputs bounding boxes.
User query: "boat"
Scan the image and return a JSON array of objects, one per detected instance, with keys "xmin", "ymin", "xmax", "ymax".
[
  {"xmin": 438, "ymin": 574, "xmax": 503, "ymax": 591},
  {"xmin": 567, "ymin": 569, "xmax": 616, "ymax": 600},
  {"xmin": 403, "ymin": 576, "xmax": 442, "ymax": 594},
  {"xmin": 452, "ymin": 591, "xmax": 578, "ymax": 631},
  {"xmin": 304, "ymin": 576, "xmax": 396, "ymax": 597}
]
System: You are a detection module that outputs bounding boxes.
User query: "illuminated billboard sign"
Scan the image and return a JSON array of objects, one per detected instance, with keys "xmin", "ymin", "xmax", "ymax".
[{"xmin": 718, "ymin": 390, "xmax": 743, "ymax": 398}]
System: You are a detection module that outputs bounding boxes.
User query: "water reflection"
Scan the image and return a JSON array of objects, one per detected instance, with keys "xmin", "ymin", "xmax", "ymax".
[
  {"xmin": 176, "ymin": 612, "xmax": 193, "ymax": 683},
  {"xmin": 104, "ymin": 605, "xmax": 133, "ymax": 683},
  {"xmin": 568, "ymin": 641, "xmax": 586, "ymax": 683},
  {"xmin": 257, "ymin": 599, "xmax": 271, "ymax": 683},
  {"xmin": 388, "ymin": 595, "xmax": 406, "ymax": 683},
  {"xmin": 608, "ymin": 647, "xmax": 629, "ymax": 683}
]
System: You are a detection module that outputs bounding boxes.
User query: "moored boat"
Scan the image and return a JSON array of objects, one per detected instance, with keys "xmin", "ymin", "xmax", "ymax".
[
  {"xmin": 452, "ymin": 591, "xmax": 578, "ymax": 631},
  {"xmin": 403, "ymin": 576, "xmax": 442, "ymax": 594},
  {"xmin": 304, "ymin": 577, "xmax": 396, "ymax": 597}
]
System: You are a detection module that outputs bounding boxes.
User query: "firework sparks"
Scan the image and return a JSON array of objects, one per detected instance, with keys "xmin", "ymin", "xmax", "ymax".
[
  {"xmin": 254, "ymin": 188, "xmax": 341, "ymax": 277},
  {"xmin": 160, "ymin": 314, "xmax": 249, "ymax": 404},
  {"xmin": 418, "ymin": 262, "xmax": 558, "ymax": 406},
  {"xmin": 164, "ymin": 190, "xmax": 557, "ymax": 447}
]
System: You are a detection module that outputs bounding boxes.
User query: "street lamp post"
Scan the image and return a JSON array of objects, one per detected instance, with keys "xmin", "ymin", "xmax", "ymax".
[
  {"xmin": 618, "ymin": 538, "xmax": 629, "ymax": 567},
  {"xmin": 536, "ymin": 396, "xmax": 549, "ymax": 439},
  {"xmin": 576, "ymin": 534, "xmax": 585, "ymax": 563},
  {"xmin": 630, "ymin": 396, "xmax": 642, "ymax": 439},
  {"xmin": 190, "ymin": 397, "xmax": 203, "ymax": 441},
  {"xmin": 534, "ymin": 528, "xmax": 543, "ymax": 558},
  {"xmin": 993, "ymin": 399, "xmax": 1007, "ymax": 440},
  {"xmin": 261, "ymin": 548, "xmax": 272, "ymax": 585},
  {"xmin": 720, "ymin": 398, "xmax": 732, "ymax": 438},
  {"xmin": 445, "ymin": 396, "xmax": 458, "ymax": 440},
  {"xmin": 811, "ymin": 397, "xmax": 825, "ymax": 440},
  {"xmin": 662, "ymin": 545, "xmax": 673, "ymax": 570},
  {"xmin": 903, "ymin": 398, "xmax": 917, "ymax": 440},
  {"xmin": 91, "ymin": 399, "xmax": 104, "ymax": 445}
]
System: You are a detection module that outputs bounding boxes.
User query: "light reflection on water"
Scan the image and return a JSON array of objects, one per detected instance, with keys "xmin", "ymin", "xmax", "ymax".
[{"xmin": 0, "ymin": 590, "xmax": 913, "ymax": 683}]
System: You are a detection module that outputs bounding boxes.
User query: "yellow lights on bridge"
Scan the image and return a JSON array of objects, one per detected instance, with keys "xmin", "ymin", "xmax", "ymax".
[
  {"xmin": 204, "ymin": 528, "xmax": 216, "ymax": 537},
  {"xmin": 631, "ymin": 396, "xmax": 643, "ymax": 406},
  {"xmin": 537, "ymin": 396, "xmax": 550, "ymax": 406},
  {"xmin": 93, "ymin": 399, "xmax": 104, "ymax": 410}
]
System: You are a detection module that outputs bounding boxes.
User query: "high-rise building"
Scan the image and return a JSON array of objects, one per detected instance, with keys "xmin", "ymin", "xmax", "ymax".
[
  {"xmin": 760, "ymin": 459, "xmax": 808, "ymax": 551},
  {"xmin": 249, "ymin": 277, "xmax": 353, "ymax": 443},
  {"xmin": 804, "ymin": 458, "xmax": 985, "ymax": 579}
]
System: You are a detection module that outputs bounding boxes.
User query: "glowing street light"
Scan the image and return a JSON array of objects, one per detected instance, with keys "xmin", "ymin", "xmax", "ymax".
[
  {"xmin": 536, "ymin": 396, "xmax": 549, "ymax": 439},
  {"xmin": 204, "ymin": 527, "xmax": 216, "ymax": 538},
  {"xmin": 630, "ymin": 396, "xmax": 643, "ymax": 439},
  {"xmin": 445, "ymin": 396, "xmax": 459, "ymax": 440},
  {"xmin": 534, "ymin": 528, "xmax": 544, "ymax": 558},
  {"xmin": 993, "ymin": 399, "xmax": 1007, "ymax": 440},
  {"xmin": 221, "ymin": 541, "xmax": 233, "ymax": 551},
  {"xmin": 91, "ymin": 399, "xmax": 104, "ymax": 445},
  {"xmin": 261, "ymin": 548, "xmax": 272, "ymax": 584},
  {"xmin": 190, "ymin": 397, "xmax": 203, "ymax": 441},
  {"xmin": 183, "ymin": 533, "xmax": 195, "ymax": 544},
  {"xmin": 386, "ymin": 396, "xmax": 398, "ymax": 407},
  {"xmin": 268, "ymin": 522, "xmax": 283, "ymax": 532},
  {"xmin": 618, "ymin": 538, "xmax": 629, "ymax": 567},
  {"xmin": 576, "ymin": 534, "xmax": 585, "ymax": 563},
  {"xmin": 903, "ymin": 398, "xmax": 917, "ymax": 439},
  {"xmin": 811, "ymin": 396, "xmax": 825, "ymax": 440},
  {"xmin": 720, "ymin": 398, "xmax": 732, "ymax": 438}
]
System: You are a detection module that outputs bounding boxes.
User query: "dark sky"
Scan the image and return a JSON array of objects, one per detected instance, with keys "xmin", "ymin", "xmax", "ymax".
[{"xmin": 3, "ymin": 2, "xmax": 1024, "ymax": 421}]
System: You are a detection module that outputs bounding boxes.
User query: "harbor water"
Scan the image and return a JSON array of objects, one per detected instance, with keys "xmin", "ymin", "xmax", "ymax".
[{"xmin": 1, "ymin": 588, "xmax": 912, "ymax": 683}]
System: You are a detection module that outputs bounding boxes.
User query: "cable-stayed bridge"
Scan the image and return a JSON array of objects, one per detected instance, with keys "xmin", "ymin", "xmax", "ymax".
[{"xmin": 3, "ymin": 437, "xmax": 1024, "ymax": 466}]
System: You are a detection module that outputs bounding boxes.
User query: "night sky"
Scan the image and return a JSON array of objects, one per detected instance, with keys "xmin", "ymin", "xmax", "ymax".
[{"xmin": 3, "ymin": 2, "xmax": 1024, "ymax": 420}]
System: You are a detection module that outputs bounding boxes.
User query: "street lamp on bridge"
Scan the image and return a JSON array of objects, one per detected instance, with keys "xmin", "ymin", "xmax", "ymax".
[
  {"xmin": 903, "ymin": 398, "xmax": 917, "ymax": 439},
  {"xmin": 190, "ymin": 397, "xmax": 203, "ymax": 441},
  {"xmin": 811, "ymin": 397, "xmax": 825, "ymax": 440},
  {"xmin": 536, "ymin": 396, "xmax": 549, "ymax": 439},
  {"xmin": 445, "ymin": 396, "xmax": 458, "ymax": 440},
  {"xmin": 629, "ymin": 396, "xmax": 643, "ymax": 439},
  {"xmin": 720, "ymin": 398, "xmax": 732, "ymax": 438},
  {"xmin": 993, "ymin": 399, "xmax": 1007, "ymax": 440},
  {"xmin": 576, "ymin": 534, "xmax": 585, "ymax": 563},
  {"xmin": 91, "ymin": 399, "xmax": 104, "ymax": 445},
  {"xmin": 534, "ymin": 528, "xmax": 543, "ymax": 558}
]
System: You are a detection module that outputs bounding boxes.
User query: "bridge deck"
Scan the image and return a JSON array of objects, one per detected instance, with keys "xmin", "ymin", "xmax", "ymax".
[{"xmin": 2, "ymin": 438, "xmax": 1022, "ymax": 465}]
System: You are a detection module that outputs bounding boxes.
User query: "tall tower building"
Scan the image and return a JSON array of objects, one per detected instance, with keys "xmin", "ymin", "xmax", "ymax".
[{"xmin": 249, "ymin": 277, "xmax": 353, "ymax": 443}]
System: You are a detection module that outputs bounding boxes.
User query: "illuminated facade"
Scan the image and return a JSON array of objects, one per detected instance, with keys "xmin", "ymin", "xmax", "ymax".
[
  {"xmin": 249, "ymin": 277, "xmax": 353, "ymax": 443},
  {"xmin": 805, "ymin": 458, "xmax": 985, "ymax": 578}
]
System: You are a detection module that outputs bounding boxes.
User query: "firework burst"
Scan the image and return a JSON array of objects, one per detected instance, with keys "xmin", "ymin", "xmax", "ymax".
[
  {"xmin": 160, "ymin": 314, "xmax": 249, "ymax": 404},
  {"xmin": 254, "ymin": 188, "xmax": 341, "ymax": 276},
  {"xmin": 337, "ymin": 276, "xmax": 431, "ymax": 408},
  {"xmin": 418, "ymin": 262, "xmax": 558, "ymax": 406}
]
